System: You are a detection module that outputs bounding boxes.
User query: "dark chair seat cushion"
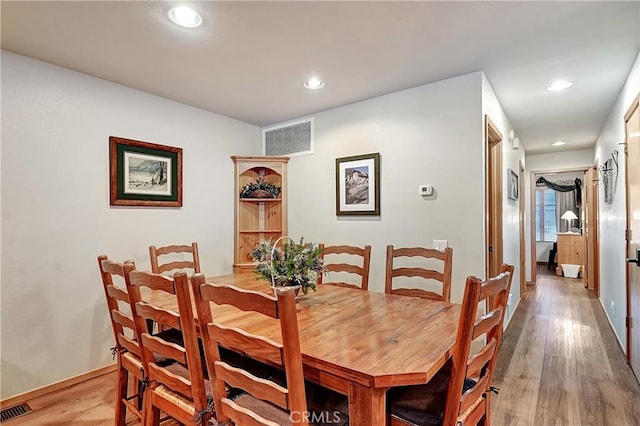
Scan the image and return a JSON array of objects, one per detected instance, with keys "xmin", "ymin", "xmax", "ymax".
[
  {"xmin": 229, "ymin": 390, "xmax": 349, "ymax": 426},
  {"xmin": 388, "ymin": 369, "xmax": 477, "ymax": 426}
]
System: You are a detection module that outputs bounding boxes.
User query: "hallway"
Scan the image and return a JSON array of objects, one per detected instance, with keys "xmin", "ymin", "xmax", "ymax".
[{"xmin": 492, "ymin": 268, "xmax": 640, "ymax": 425}]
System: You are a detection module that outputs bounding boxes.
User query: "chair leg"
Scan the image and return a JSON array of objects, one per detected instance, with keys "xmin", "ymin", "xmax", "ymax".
[
  {"xmin": 114, "ymin": 362, "xmax": 128, "ymax": 426},
  {"xmin": 143, "ymin": 391, "xmax": 160, "ymax": 426}
]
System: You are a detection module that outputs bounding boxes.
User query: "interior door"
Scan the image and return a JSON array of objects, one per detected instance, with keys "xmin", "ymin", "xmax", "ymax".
[{"xmin": 625, "ymin": 96, "xmax": 640, "ymax": 379}]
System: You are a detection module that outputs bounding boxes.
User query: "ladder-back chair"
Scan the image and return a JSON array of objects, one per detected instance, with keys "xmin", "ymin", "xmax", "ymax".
[
  {"xmin": 124, "ymin": 266, "xmax": 211, "ymax": 425},
  {"xmin": 318, "ymin": 244, "xmax": 371, "ymax": 290},
  {"xmin": 388, "ymin": 264, "xmax": 514, "ymax": 426},
  {"xmin": 385, "ymin": 245, "xmax": 453, "ymax": 302}
]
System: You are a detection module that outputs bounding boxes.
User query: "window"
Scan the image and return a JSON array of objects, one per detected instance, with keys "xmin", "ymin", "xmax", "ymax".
[{"xmin": 536, "ymin": 188, "xmax": 557, "ymax": 242}]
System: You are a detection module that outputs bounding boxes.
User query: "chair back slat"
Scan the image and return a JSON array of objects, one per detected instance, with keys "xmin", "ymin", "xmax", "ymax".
[
  {"xmin": 391, "ymin": 267, "xmax": 444, "ymax": 281},
  {"xmin": 215, "ymin": 361, "xmax": 289, "ymax": 409},
  {"xmin": 393, "ymin": 247, "xmax": 447, "ymax": 259},
  {"xmin": 202, "ymin": 284, "xmax": 279, "ymax": 318},
  {"xmin": 129, "ymin": 270, "xmax": 176, "ymax": 293},
  {"xmin": 116, "ymin": 334, "xmax": 140, "ymax": 356},
  {"xmin": 220, "ymin": 398, "xmax": 281, "ymax": 426},
  {"xmin": 141, "ymin": 334, "xmax": 187, "ymax": 364},
  {"xmin": 388, "ymin": 288, "xmax": 443, "ymax": 301},
  {"xmin": 441, "ymin": 263, "xmax": 514, "ymax": 426},
  {"xmin": 111, "ymin": 310, "xmax": 135, "ymax": 331},
  {"xmin": 319, "ymin": 243, "xmax": 371, "ymax": 290},
  {"xmin": 192, "ymin": 277, "xmax": 309, "ymax": 426},
  {"xmin": 124, "ymin": 267, "xmax": 210, "ymax": 424},
  {"xmin": 155, "ymin": 244, "xmax": 196, "ymax": 255},
  {"xmin": 472, "ymin": 307, "xmax": 503, "ymax": 340},
  {"xmin": 149, "ymin": 242, "xmax": 201, "ymax": 275},
  {"xmin": 135, "ymin": 302, "xmax": 182, "ymax": 330},
  {"xmin": 466, "ymin": 337, "xmax": 497, "ymax": 379},
  {"xmin": 147, "ymin": 363, "xmax": 193, "ymax": 397},
  {"xmin": 385, "ymin": 245, "xmax": 453, "ymax": 302},
  {"xmin": 210, "ymin": 324, "xmax": 284, "ymax": 365},
  {"xmin": 106, "ymin": 285, "xmax": 129, "ymax": 303},
  {"xmin": 326, "ymin": 263, "xmax": 363, "ymax": 276},
  {"xmin": 479, "ymin": 273, "xmax": 511, "ymax": 300},
  {"xmin": 157, "ymin": 260, "xmax": 199, "ymax": 274},
  {"xmin": 459, "ymin": 373, "xmax": 490, "ymax": 414}
]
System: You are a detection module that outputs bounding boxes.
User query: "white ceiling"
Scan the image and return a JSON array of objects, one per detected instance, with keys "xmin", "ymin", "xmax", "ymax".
[{"xmin": 2, "ymin": 1, "xmax": 638, "ymax": 154}]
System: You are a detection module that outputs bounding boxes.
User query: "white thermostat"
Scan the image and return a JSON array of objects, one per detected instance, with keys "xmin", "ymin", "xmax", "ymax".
[{"xmin": 419, "ymin": 185, "xmax": 433, "ymax": 196}]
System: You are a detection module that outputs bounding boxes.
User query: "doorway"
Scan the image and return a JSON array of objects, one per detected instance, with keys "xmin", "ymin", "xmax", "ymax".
[
  {"xmin": 485, "ymin": 116, "xmax": 503, "ymax": 280},
  {"xmin": 519, "ymin": 161, "xmax": 526, "ymax": 294},
  {"xmin": 529, "ymin": 168, "xmax": 590, "ymax": 285}
]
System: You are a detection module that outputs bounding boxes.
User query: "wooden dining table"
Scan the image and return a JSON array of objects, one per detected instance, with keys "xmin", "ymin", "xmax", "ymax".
[{"xmin": 152, "ymin": 272, "xmax": 460, "ymax": 426}]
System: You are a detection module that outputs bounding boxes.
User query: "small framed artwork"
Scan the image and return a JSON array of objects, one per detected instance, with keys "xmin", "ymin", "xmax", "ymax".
[
  {"xmin": 508, "ymin": 168, "xmax": 519, "ymax": 200},
  {"xmin": 109, "ymin": 136, "xmax": 183, "ymax": 207},
  {"xmin": 336, "ymin": 152, "xmax": 380, "ymax": 216}
]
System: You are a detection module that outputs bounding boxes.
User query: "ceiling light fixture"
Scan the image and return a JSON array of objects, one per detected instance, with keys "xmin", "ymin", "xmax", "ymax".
[
  {"xmin": 168, "ymin": 6, "xmax": 202, "ymax": 28},
  {"xmin": 304, "ymin": 78, "xmax": 325, "ymax": 90},
  {"xmin": 546, "ymin": 80, "xmax": 573, "ymax": 92},
  {"xmin": 552, "ymin": 141, "xmax": 566, "ymax": 146}
]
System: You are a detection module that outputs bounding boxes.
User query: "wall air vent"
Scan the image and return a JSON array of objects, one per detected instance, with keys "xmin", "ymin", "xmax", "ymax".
[{"xmin": 263, "ymin": 118, "xmax": 313, "ymax": 157}]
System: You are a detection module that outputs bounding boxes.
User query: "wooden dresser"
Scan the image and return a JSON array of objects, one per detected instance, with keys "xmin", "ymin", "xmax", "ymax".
[{"xmin": 556, "ymin": 233, "xmax": 585, "ymax": 277}]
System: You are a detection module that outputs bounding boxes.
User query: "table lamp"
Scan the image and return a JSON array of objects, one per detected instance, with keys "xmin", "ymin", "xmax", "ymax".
[{"xmin": 561, "ymin": 210, "xmax": 578, "ymax": 232}]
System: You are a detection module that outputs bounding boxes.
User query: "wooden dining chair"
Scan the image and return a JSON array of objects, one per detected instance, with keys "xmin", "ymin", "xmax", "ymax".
[
  {"xmin": 385, "ymin": 245, "xmax": 453, "ymax": 302},
  {"xmin": 97, "ymin": 255, "xmax": 145, "ymax": 425},
  {"xmin": 387, "ymin": 264, "xmax": 514, "ymax": 426},
  {"xmin": 191, "ymin": 275, "xmax": 311, "ymax": 425},
  {"xmin": 149, "ymin": 242, "xmax": 201, "ymax": 275},
  {"xmin": 318, "ymin": 243, "xmax": 372, "ymax": 290},
  {"xmin": 123, "ymin": 266, "xmax": 212, "ymax": 426}
]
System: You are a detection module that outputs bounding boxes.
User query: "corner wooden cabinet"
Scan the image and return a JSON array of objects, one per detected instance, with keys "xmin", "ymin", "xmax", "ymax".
[
  {"xmin": 232, "ymin": 156, "xmax": 289, "ymax": 271},
  {"xmin": 556, "ymin": 233, "xmax": 585, "ymax": 277}
]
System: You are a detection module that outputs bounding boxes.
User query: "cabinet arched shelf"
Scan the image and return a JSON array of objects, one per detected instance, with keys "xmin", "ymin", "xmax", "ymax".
[{"xmin": 232, "ymin": 156, "xmax": 289, "ymax": 271}]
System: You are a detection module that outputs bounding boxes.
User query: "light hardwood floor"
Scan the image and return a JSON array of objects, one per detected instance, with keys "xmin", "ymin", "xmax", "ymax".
[
  {"xmin": 4, "ymin": 267, "xmax": 640, "ymax": 425},
  {"xmin": 492, "ymin": 266, "xmax": 640, "ymax": 425}
]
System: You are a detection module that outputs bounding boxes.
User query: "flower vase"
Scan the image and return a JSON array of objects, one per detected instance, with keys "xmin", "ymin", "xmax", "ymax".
[{"xmin": 271, "ymin": 284, "xmax": 302, "ymax": 300}]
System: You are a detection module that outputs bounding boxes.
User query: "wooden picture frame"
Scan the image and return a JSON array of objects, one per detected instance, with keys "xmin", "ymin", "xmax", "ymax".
[
  {"xmin": 336, "ymin": 153, "xmax": 380, "ymax": 216},
  {"xmin": 109, "ymin": 136, "xmax": 183, "ymax": 207},
  {"xmin": 508, "ymin": 168, "xmax": 519, "ymax": 200}
]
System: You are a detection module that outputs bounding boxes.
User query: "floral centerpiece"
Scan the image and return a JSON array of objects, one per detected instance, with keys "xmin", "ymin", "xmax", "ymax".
[
  {"xmin": 240, "ymin": 177, "xmax": 281, "ymax": 199},
  {"xmin": 249, "ymin": 236, "xmax": 324, "ymax": 295}
]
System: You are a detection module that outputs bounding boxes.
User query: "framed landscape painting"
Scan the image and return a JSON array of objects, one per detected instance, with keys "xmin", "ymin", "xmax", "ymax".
[
  {"xmin": 335, "ymin": 152, "xmax": 380, "ymax": 216},
  {"xmin": 109, "ymin": 136, "xmax": 183, "ymax": 207}
]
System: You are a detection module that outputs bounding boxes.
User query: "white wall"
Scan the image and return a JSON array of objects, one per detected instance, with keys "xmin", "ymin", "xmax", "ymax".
[
  {"xmin": 0, "ymin": 52, "xmax": 261, "ymax": 398},
  {"xmin": 287, "ymin": 72, "xmax": 484, "ymax": 305},
  {"xmin": 594, "ymin": 53, "xmax": 640, "ymax": 351},
  {"xmin": 482, "ymin": 73, "xmax": 525, "ymax": 326},
  {"xmin": 524, "ymin": 149, "xmax": 595, "ymax": 281}
]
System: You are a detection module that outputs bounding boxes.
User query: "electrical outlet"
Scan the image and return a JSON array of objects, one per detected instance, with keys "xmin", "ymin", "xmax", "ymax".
[
  {"xmin": 508, "ymin": 293, "xmax": 513, "ymax": 307},
  {"xmin": 433, "ymin": 240, "xmax": 448, "ymax": 251},
  {"xmin": 611, "ymin": 301, "xmax": 615, "ymax": 317}
]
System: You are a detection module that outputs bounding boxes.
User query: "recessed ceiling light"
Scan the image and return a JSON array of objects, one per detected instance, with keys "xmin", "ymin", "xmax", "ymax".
[
  {"xmin": 168, "ymin": 6, "xmax": 202, "ymax": 28},
  {"xmin": 552, "ymin": 141, "xmax": 566, "ymax": 146},
  {"xmin": 546, "ymin": 80, "xmax": 573, "ymax": 92},
  {"xmin": 304, "ymin": 78, "xmax": 325, "ymax": 90}
]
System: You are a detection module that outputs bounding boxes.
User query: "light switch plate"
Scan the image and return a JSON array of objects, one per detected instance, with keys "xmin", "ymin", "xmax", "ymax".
[
  {"xmin": 419, "ymin": 185, "xmax": 433, "ymax": 196},
  {"xmin": 433, "ymin": 240, "xmax": 448, "ymax": 251}
]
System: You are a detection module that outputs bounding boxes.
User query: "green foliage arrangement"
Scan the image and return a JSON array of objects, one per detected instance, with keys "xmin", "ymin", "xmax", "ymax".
[
  {"xmin": 239, "ymin": 177, "xmax": 281, "ymax": 198},
  {"xmin": 249, "ymin": 237, "xmax": 325, "ymax": 295}
]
